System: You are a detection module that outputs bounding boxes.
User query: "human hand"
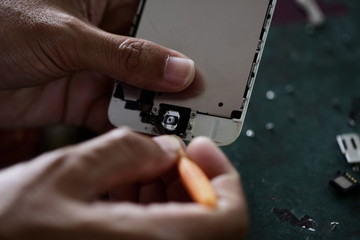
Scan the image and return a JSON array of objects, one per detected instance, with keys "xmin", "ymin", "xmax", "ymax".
[
  {"xmin": 0, "ymin": 128, "xmax": 248, "ymax": 240},
  {"xmin": 0, "ymin": 0, "xmax": 195, "ymax": 131}
]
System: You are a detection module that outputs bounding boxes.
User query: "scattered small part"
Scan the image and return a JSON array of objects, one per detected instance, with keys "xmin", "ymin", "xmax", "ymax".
[
  {"xmin": 266, "ymin": 90, "xmax": 276, "ymax": 100},
  {"xmin": 295, "ymin": 0, "xmax": 326, "ymax": 27},
  {"xmin": 348, "ymin": 119, "xmax": 356, "ymax": 128},
  {"xmin": 336, "ymin": 133, "xmax": 360, "ymax": 164},
  {"xmin": 298, "ymin": 217, "xmax": 317, "ymax": 232},
  {"xmin": 285, "ymin": 85, "xmax": 295, "ymax": 95},
  {"xmin": 265, "ymin": 122, "xmax": 275, "ymax": 131},
  {"xmin": 352, "ymin": 165, "xmax": 360, "ymax": 173},
  {"xmin": 329, "ymin": 171, "xmax": 360, "ymax": 193},
  {"xmin": 246, "ymin": 129, "xmax": 255, "ymax": 138},
  {"xmin": 178, "ymin": 149, "xmax": 217, "ymax": 207},
  {"xmin": 272, "ymin": 208, "xmax": 316, "ymax": 231},
  {"xmin": 330, "ymin": 222, "xmax": 339, "ymax": 231}
]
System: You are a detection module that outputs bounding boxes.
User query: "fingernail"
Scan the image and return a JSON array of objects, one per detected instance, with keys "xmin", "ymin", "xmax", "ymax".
[
  {"xmin": 164, "ymin": 57, "xmax": 195, "ymax": 87},
  {"xmin": 154, "ymin": 135, "xmax": 182, "ymax": 155}
]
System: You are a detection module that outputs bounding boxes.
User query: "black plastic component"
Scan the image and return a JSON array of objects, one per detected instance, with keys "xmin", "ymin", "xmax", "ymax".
[
  {"xmin": 231, "ymin": 110, "xmax": 242, "ymax": 119},
  {"xmin": 141, "ymin": 111, "xmax": 156, "ymax": 125},
  {"xmin": 124, "ymin": 90, "xmax": 155, "ymax": 111},
  {"xmin": 125, "ymin": 101, "xmax": 141, "ymax": 110},
  {"xmin": 113, "ymin": 81, "xmax": 124, "ymax": 100},
  {"xmin": 139, "ymin": 91, "xmax": 155, "ymax": 105}
]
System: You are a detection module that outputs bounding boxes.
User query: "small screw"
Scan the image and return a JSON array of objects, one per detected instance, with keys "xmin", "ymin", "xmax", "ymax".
[
  {"xmin": 348, "ymin": 119, "xmax": 356, "ymax": 128},
  {"xmin": 187, "ymin": 124, "xmax": 193, "ymax": 131},
  {"xmin": 152, "ymin": 107, "xmax": 159, "ymax": 114},
  {"xmin": 330, "ymin": 222, "xmax": 339, "ymax": 232},
  {"xmin": 246, "ymin": 129, "xmax": 255, "ymax": 138},
  {"xmin": 178, "ymin": 133, "xmax": 185, "ymax": 138},
  {"xmin": 190, "ymin": 112, "xmax": 196, "ymax": 118},
  {"xmin": 266, "ymin": 90, "xmax": 276, "ymax": 100},
  {"xmin": 265, "ymin": 122, "xmax": 275, "ymax": 131}
]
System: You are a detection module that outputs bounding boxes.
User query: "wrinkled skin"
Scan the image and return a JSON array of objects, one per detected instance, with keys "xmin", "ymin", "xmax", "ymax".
[
  {"xmin": 0, "ymin": 129, "xmax": 249, "ymax": 240},
  {"xmin": 0, "ymin": 0, "xmax": 193, "ymax": 132},
  {"xmin": 0, "ymin": 1, "xmax": 249, "ymax": 239}
]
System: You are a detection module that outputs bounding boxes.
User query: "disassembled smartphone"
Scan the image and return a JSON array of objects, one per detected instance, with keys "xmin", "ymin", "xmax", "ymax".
[{"xmin": 109, "ymin": 0, "xmax": 276, "ymax": 146}]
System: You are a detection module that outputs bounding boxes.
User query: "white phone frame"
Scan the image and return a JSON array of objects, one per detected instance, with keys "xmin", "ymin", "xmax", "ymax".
[{"xmin": 109, "ymin": 0, "xmax": 277, "ymax": 146}]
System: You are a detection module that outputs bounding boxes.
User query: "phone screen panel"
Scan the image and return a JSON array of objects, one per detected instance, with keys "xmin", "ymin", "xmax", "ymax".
[{"xmin": 109, "ymin": 0, "xmax": 276, "ymax": 145}]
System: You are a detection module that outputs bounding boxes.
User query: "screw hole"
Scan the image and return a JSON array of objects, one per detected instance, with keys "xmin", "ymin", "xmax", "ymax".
[{"xmin": 218, "ymin": 102, "xmax": 224, "ymax": 107}]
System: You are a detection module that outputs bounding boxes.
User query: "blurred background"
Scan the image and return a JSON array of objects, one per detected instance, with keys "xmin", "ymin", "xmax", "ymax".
[
  {"xmin": 1, "ymin": 0, "xmax": 359, "ymax": 239},
  {"xmin": 223, "ymin": 0, "xmax": 360, "ymax": 239}
]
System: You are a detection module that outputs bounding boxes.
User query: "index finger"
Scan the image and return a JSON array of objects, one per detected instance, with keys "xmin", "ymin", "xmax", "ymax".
[{"xmin": 186, "ymin": 137, "xmax": 238, "ymax": 179}]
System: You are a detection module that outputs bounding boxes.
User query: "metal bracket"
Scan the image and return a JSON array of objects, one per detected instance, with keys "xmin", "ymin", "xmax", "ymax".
[{"xmin": 337, "ymin": 133, "xmax": 360, "ymax": 164}]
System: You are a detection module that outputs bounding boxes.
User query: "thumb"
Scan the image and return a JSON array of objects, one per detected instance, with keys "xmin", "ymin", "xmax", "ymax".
[{"xmin": 72, "ymin": 24, "xmax": 195, "ymax": 92}]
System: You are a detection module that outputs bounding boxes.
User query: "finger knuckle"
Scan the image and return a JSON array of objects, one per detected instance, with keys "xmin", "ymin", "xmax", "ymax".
[
  {"xmin": 30, "ymin": 14, "xmax": 83, "ymax": 41},
  {"xmin": 117, "ymin": 39, "xmax": 152, "ymax": 75},
  {"xmin": 26, "ymin": 14, "xmax": 85, "ymax": 73},
  {"xmin": 35, "ymin": 149, "xmax": 72, "ymax": 174},
  {"xmin": 58, "ymin": 128, "xmax": 158, "ymax": 173},
  {"xmin": 43, "ymin": 145, "xmax": 93, "ymax": 178},
  {"xmin": 77, "ymin": 128, "xmax": 141, "ymax": 167},
  {"xmin": 110, "ymin": 128, "xmax": 142, "ymax": 154},
  {"xmin": 109, "ymin": 128, "xmax": 159, "ymax": 164}
]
